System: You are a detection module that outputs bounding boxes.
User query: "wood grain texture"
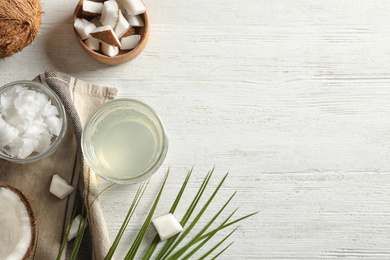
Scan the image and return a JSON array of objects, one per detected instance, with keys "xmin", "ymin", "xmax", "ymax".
[{"xmin": 1, "ymin": 0, "xmax": 390, "ymax": 259}]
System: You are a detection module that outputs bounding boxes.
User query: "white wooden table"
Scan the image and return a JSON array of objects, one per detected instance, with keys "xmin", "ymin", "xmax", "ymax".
[{"xmin": 2, "ymin": 0, "xmax": 390, "ymax": 259}]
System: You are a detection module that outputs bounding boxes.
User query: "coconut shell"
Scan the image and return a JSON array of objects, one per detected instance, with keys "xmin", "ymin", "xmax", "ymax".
[
  {"xmin": 0, "ymin": 0, "xmax": 42, "ymax": 59},
  {"xmin": 0, "ymin": 182, "xmax": 37, "ymax": 260},
  {"xmin": 120, "ymin": 27, "xmax": 136, "ymax": 40},
  {"xmin": 90, "ymin": 27, "xmax": 121, "ymax": 48}
]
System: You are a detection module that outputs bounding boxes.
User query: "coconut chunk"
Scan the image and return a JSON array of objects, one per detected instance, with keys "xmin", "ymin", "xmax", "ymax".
[
  {"xmin": 90, "ymin": 25, "xmax": 121, "ymax": 48},
  {"xmin": 34, "ymin": 131, "xmax": 52, "ymax": 153},
  {"xmin": 101, "ymin": 42, "xmax": 119, "ymax": 57},
  {"xmin": 0, "ymin": 85, "xmax": 23, "ymax": 116},
  {"xmin": 100, "ymin": 0, "xmax": 120, "ymax": 29},
  {"xmin": 18, "ymin": 138, "xmax": 38, "ymax": 159},
  {"xmin": 90, "ymin": 17, "xmax": 103, "ymax": 27},
  {"xmin": 0, "ymin": 116, "xmax": 19, "ymax": 147},
  {"xmin": 84, "ymin": 37, "xmax": 100, "ymax": 51},
  {"xmin": 74, "ymin": 18, "xmax": 96, "ymax": 40},
  {"xmin": 119, "ymin": 0, "xmax": 146, "ymax": 15},
  {"xmin": 45, "ymin": 115, "xmax": 62, "ymax": 136},
  {"xmin": 49, "ymin": 174, "xmax": 75, "ymax": 200},
  {"xmin": 152, "ymin": 213, "xmax": 183, "ymax": 241},
  {"xmin": 120, "ymin": 34, "xmax": 140, "ymax": 50},
  {"xmin": 114, "ymin": 11, "xmax": 130, "ymax": 37},
  {"xmin": 67, "ymin": 215, "xmax": 87, "ymax": 241},
  {"xmin": 120, "ymin": 27, "xmax": 135, "ymax": 39},
  {"xmin": 82, "ymin": 0, "xmax": 104, "ymax": 15},
  {"xmin": 0, "ymin": 187, "xmax": 33, "ymax": 260},
  {"xmin": 42, "ymin": 100, "xmax": 59, "ymax": 117},
  {"xmin": 123, "ymin": 12, "xmax": 144, "ymax": 27}
]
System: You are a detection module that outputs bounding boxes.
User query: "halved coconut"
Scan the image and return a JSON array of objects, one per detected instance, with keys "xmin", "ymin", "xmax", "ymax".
[{"xmin": 0, "ymin": 182, "xmax": 37, "ymax": 260}]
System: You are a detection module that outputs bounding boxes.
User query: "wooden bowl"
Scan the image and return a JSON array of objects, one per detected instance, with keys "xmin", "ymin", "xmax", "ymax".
[
  {"xmin": 73, "ymin": 0, "xmax": 149, "ymax": 65},
  {"xmin": 0, "ymin": 182, "xmax": 37, "ymax": 260}
]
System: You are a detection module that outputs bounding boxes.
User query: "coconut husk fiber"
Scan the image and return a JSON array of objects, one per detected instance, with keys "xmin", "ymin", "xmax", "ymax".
[{"xmin": 0, "ymin": 0, "xmax": 42, "ymax": 59}]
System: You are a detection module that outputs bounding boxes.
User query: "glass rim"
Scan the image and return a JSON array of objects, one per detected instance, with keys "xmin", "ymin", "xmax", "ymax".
[
  {"xmin": 81, "ymin": 98, "xmax": 169, "ymax": 184},
  {"xmin": 0, "ymin": 80, "xmax": 67, "ymax": 164}
]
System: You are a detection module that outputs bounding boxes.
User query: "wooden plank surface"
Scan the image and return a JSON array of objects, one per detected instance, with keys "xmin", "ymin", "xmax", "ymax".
[{"xmin": 1, "ymin": 0, "xmax": 390, "ymax": 258}]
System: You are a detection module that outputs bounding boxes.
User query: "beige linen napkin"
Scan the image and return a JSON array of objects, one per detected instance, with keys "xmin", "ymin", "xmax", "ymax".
[{"xmin": 0, "ymin": 70, "xmax": 118, "ymax": 259}]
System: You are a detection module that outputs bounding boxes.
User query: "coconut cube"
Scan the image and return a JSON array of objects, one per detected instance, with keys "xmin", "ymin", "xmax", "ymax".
[
  {"xmin": 100, "ymin": 0, "xmax": 120, "ymax": 29},
  {"xmin": 67, "ymin": 215, "xmax": 87, "ymax": 241},
  {"xmin": 34, "ymin": 131, "xmax": 52, "ymax": 153},
  {"xmin": 18, "ymin": 138, "xmax": 37, "ymax": 159},
  {"xmin": 101, "ymin": 42, "xmax": 119, "ymax": 57},
  {"xmin": 120, "ymin": 27, "xmax": 135, "ymax": 38},
  {"xmin": 114, "ymin": 11, "xmax": 130, "ymax": 37},
  {"xmin": 90, "ymin": 25, "xmax": 121, "ymax": 48},
  {"xmin": 82, "ymin": 0, "xmax": 104, "ymax": 15},
  {"xmin": 120, "ymin": 34, "xmax": 140, "ymax": 50},
  {"xmin": 49, "ymin": 174, "xmax": 75, "ymax": 200},
  {"xmin": 84, "ymin": 37, "xmax": 100, "ymax": 51},
  {"xmin": 152, "ymin": 213, "xmax": 183, "ymax": 241},
  {"xmin": 45, "ymin": 115, "xmax": 62, "ymax": 136},
  {"xmin": 42, "ymin": 101, "xmax": 59, "ymax": 117},
  {"xmin": 119, "ymin": 0, "xmax": 146, "ymax": 15},
  {"xmin": 123, "ymin": 12, "xmax": 144, "ymax": 27},
  {"xmin": 90, "ymin": 17, "xmax": 103, "ymax": 27},
  {"xmin": 74, "ymin": 18, "xmax": 96, "ymax": 40},
  {"xmin": 0, "ymin": 116, "xmax": 19, "ymax": 147}
]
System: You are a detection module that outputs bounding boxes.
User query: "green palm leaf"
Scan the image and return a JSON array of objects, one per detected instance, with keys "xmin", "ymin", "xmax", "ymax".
[
  {"xmin": 32, "ymin": 228, "xmax": 39, "ymax": 260},
  {"xmin": 124, "ymin": 170, "xmax": 170, "ymax": 259},
  {"xmin": 105, "ymin": 180, "xmax": 149, "ymax": 260},
  {"xmin": 142, "ymin": 168, "xmax": 193, "ymax": 260},
  {"xmin": 210, "ymin": 241, "xmax": 234, "ymax": 260},
  {"xmin": 166, "ymin": 207, "xmax": 237, "ymax": 260},
  {"xmin": 184, "ymin": 227, "xmax": 238, "ymax": 260},
  {"xmin": 56, "ymin": 184, "xmax": 114, "ymax": 260},
  {"xmin": 57, "ymin": 168, "xmax": 256, "ymax": 260},
  {"xmin": 155, "ymin": 169, "xmax": 214, "ymax": 260},
  {"xmin": 198, "ymin": 211, "xmax": 258, "ymax": 242},
  {"xmin": 56, "ymin": 199, "xmax": 79, "ymax": 260},
  {"xmin": 70, "ymin": 184, "xmax": 115, "ymax": 260},
  {"xmin": 166, "ymin": 191, "xmax": 236, "ymax": 259},
  {"xmin": 161, "ymin": 172, "xmax": 229, "ymax": 259}
]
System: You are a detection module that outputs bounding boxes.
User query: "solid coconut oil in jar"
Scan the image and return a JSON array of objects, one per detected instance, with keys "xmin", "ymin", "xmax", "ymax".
[{"xmin": 82, "ymin": 99, "xmax": 168, "ymax": 184}]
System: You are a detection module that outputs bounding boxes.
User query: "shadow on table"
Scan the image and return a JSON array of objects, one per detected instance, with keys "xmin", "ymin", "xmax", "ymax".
[{"xmin": 44, "ymin": 15, "xmax": 115, "ymax": 74}]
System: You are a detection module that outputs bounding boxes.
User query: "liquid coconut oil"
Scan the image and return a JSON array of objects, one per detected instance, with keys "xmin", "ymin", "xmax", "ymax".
[
  {"xmin": 94, "ymin": 117, "xmax": 156, "ymax": 174},
  {"xmin": 83, "ymin": 99, "xmax": 168, "ymax": 184}
]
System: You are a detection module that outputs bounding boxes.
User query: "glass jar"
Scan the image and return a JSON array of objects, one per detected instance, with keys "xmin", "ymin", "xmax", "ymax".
[
  {"xmin": 81, "ymin": 99, "xmax": 168, "ymax": 184},
  {"xmin": 0, "ymin": 80, "xmax": 67, "ymax": 164}
]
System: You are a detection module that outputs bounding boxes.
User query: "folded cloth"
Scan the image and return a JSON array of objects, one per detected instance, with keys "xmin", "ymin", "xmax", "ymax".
[{"xmin": 0, "ymin": 70, "xmax": 118, "ymax": 259}]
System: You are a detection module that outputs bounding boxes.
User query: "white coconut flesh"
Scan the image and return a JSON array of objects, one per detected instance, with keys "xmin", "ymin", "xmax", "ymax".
[{"xmin": 0, "ymin": 187, "xmax": 32, "ymax": 260}]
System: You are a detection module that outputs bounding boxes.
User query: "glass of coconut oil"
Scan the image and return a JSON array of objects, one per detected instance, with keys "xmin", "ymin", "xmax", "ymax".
[{"xmin": 81, "ymin": 99, "xmax": 168, "ymax": 184}]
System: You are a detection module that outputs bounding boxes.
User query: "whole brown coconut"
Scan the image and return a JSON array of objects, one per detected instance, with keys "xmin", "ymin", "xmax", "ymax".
[{"xmin": 0, "ymin": 0, "xmax": 42, "ymax": 59}]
